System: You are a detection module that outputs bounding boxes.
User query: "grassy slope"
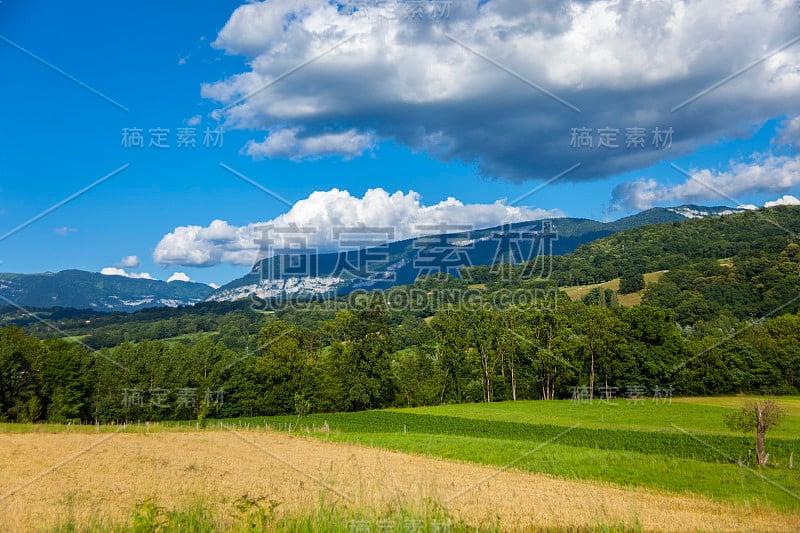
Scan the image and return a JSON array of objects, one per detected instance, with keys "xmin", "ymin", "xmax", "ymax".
[
  {"xmin": 561, "ymin": 270, "xmax": 667, "ymax": 306},
  {"xmin": 393, "ymin": 398, "xmax": 800, "ymax": 438},
  {"xmin": 159, "ymin": 331, "xmax": 219, "ymax": 346}
]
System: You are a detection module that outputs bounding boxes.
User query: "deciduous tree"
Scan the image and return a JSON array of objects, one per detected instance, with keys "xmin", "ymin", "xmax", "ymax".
[{"xmin": 725, "ymin": 400, "xmax": 783, "ymax": 466}]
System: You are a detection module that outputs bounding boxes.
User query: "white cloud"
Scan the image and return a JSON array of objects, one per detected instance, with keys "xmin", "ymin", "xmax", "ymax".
[
  {"xmin": 764, "ymin": 194, "xmax": 800, "ymax": 207},
  {"xmin": 53, "ymin": 227, "xmax": 76, "ymax": 236},
  {"xmin": 167, "ymin": 272, "xmax": 193, "ymax": 283},
  {"xmin": 776, "ymin": 115, "xmax": 800, "ymax": 148},
  {"xmin": 153, "ymin": 219, "xmax": 256, "ymax": 267},
  {"xmin": 153, "ymin": 188, "xmax": 562, "ymax": 267},
  {"xmin": 187, "ymin": 114, "xmax": 203, "ymax": 126},
  {"xmin": 116, "ymin": 255, "xmax": 141, "ymax": 269},
  {"xmin": 611, "ymin": 153, "xmax": 800, "ymax": 211},
  {"xmin": 100, "ymin": 267, "xmax": 156, "ymax": 280},
  {"xmin": 739, "ymin": 195, "xmax": 800, "ymax": 209},
  {"xmin": 244, "ymin": 127, "xmax": 376, "ymax": 161},
  {"xmin": 209, "ymin": 282, "xmax": 221, "ymax": 289},
  {"xmin": 202, "ymin": 0, "xmax": 800, "ymax": 181}
]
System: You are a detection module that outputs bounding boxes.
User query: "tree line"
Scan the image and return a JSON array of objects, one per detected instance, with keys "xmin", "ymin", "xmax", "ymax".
[{"xmin": 1, "ymin": 295, "xmax": 797, "ymax": 423}]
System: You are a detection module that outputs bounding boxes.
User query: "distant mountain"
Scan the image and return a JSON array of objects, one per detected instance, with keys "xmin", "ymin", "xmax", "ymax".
[
  {"xmin": 0, "ymin": 270, "xmax": 215, "ymax": 312},
  {"xmin": 0, "ymin": 205, "xmax": 743, "ymax": 312},
  {"xmin": 209, "ymin": 205, "xmax": 742, "ymax": 302}
]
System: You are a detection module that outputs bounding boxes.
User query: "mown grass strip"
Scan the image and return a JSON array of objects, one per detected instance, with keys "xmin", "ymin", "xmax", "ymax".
[{"xmin": 234, "ymin": 411, "xmax": 800, "ymax": 465}]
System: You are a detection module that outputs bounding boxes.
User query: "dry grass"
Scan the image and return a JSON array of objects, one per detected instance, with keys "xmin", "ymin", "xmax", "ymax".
[
  {"xmin": 0, "ymin": 431, "xmax": 797, "ymax": 532},
  {"xmin": 672, "ymin": 396, "xmax": 800, "ymax": 417},
  {"xmin": 562, "ymin": 278, "xmax": 621, "ymax": 302},
  {"xmin": 561, "ymin": 271, "xmax": 667, "ymax": 307}
]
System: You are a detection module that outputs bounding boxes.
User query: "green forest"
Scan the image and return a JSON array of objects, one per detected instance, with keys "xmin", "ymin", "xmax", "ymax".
[{"xmin": 1, "ymin": 206, "xmax": 798, "ymax": 423}]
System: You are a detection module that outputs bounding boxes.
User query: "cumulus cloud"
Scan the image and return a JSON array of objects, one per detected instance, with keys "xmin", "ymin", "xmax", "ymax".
[
  {"xmin": 167, "ymin": 272, "xmax": 193, "ymax": 283},
  {"xmin": 765, "ymin": 194, "xmax": 800, "ymax": 207},
  {"xmin": 153, "ymin": 188, "xmax": 562, "ymax": 267},
  {"xmin": 116, "ymin": 255, "xmax": 141, "ymax": 269},
  {"xmin": 740, "ymin": 195, "xmax": 800, "ymax": 209},
  {"xmin": 244, "ymin": 127, "xmax": 377, "ymax": 160},
  {"xmin": 610, "ymin": 153, "xmax": 800, "ymax": 211},
  {"xmin": 153, "ymin": 219, "xmax": 257, "ymax": 267},
  {"xmin": 187, "ymin": 114, "xmax": 203, "ymax": 126},
  {"xmin": 201, "ymin": 0, "xmax": 800, "ymax": 181},
  {"xmin": 100, "ymin": 267, "xmax": 156, "ymax": 280}
]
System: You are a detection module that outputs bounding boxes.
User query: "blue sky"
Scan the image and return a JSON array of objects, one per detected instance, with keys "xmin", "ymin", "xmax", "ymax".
[{"xmin": 1, "ymin": 0, "xmax": 799, "ymax": 286}]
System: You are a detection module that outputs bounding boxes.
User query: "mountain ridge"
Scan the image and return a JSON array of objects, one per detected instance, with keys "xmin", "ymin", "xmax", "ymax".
[
  {"xmin": 209, "ymin": 204, "xmax": 741, "ymax": 303},
  {"xmin": 0, "ymin": 205, "xmax": 743, "ymax": 311},
  {"xmin": 0, "ymin": 269, "xmax": 214, "ymax": 312}
]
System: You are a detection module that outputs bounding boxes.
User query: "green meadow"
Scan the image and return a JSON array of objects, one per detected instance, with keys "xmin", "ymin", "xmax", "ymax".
[{"xmin": 232, "ymin": 397, "xmax": 800, "ymax": 514}]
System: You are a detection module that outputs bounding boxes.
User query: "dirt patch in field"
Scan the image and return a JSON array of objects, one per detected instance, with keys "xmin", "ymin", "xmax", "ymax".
[{"xmin": 0, "ymin": 430, "xmax": 796, "ymax": 532}]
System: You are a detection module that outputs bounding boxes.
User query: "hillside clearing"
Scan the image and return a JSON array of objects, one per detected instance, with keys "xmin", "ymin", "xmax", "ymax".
[{"xmin": 561, "ymin": 271, "xmax": 667, "ymax": 306}]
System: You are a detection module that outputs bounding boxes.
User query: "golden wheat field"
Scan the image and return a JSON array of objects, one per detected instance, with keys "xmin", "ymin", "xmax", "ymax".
[{"xmin": 0, "ymin": 430, "xmax": 798, "ymax": 532}]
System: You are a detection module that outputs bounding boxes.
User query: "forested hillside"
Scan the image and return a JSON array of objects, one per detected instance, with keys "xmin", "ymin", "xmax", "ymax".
[
  {"xmin": 465, "ymin": 205, "xmax": 800, "ymax": 320},
  {"xmin": 1, "ymin": 206, "xmax": 798, "ymax": 423},
  {"xmin": 465, "ymin": 205, "xmax": 799, "ymax": 286}
]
